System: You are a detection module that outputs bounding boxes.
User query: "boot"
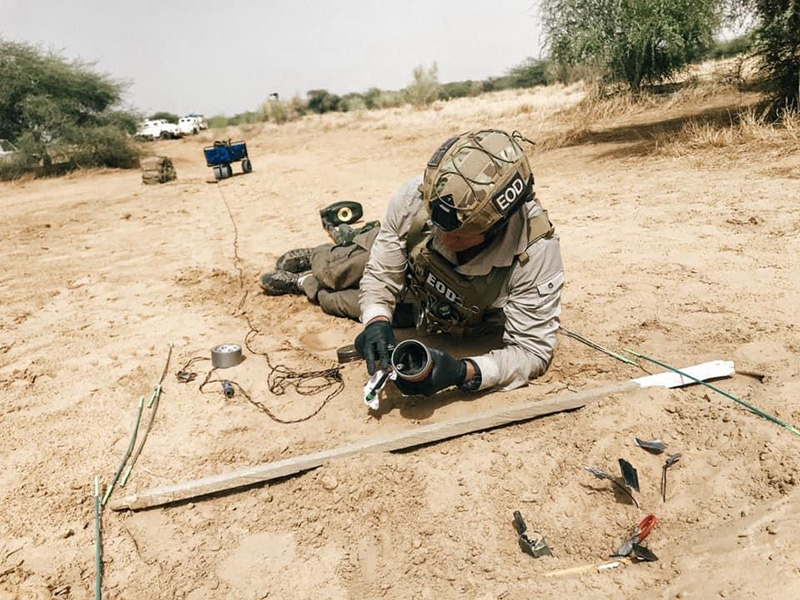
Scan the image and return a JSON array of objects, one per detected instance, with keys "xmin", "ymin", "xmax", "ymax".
[
  {"xmin": 276, "ymin": 248, "xmax": 313, "ymax": 273},
  {"xmin": 259, "ymin": 269, "xmax": 310, "ymax": 296}
]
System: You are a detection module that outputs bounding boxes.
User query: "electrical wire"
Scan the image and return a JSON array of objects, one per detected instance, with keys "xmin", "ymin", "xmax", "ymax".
[{"xmin": 182, "ymin": 180, "xmax": 347, "ymax": 423}]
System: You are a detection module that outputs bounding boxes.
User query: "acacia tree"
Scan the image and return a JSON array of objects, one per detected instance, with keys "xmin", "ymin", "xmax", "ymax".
[
  {"xmin": 148, "ymin": 111, "xmax": 179, "ymax": 123},
  {"xmin": 0, "ymin": 39, "xmax": 139, "ymax": 172},
  {"xmin": 751, "ymin": 0, "xmax": 800, "ymax": 107},
  {"xmin": 541, "ymin": 0, "xmax": 722, "ymax": 91}
]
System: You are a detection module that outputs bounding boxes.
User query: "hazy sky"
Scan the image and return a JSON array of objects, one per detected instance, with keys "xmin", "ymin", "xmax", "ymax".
[{"xmin": 3, "ymin": 0, "xmax": 544, "ymax": 116}]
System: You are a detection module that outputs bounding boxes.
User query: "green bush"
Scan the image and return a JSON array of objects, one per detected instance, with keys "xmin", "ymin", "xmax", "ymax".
[
  {"xmin": 0, "ymin": 39, "xmax": 140, "ymax": 177},
  {"xmin": 705, "ymin": 33, "xmax": 753, "ymax": 59},
  {"xmin": 260, "ymin": 96, "xmax": 307, "ymax": 123},
  {"xmin": 507, "ymin": 58, "xmax": 550, "ymax": 88},
  {"xmin": 751, "ymin": 0, "xmax": 800, "ymax": 108},
  {"xmin": 67, "ymin": 125, "xmax": 140, "ymax": 168},
  {"xmin": 148, "ymin": 111, "xmax": 179, "ymax": 123},
  {"xmin": 374, "ymin": 90, "xmax": 405, "ymax": 109},
  {"xmin": 541, "ymin": 0, "xmax": 722, "ymax": 91},
  {"xmin": 439, "ymin": 80, "xmax": 475, "ymax": 100},
  {"xmin": 261, "ymin": 99, "xmax": 287, "ymax": 123},
  {"xmin": 307, "ymin": 89, "xmax": 342, "ymax": 114},
  {"xmin": 362, "ymin": 87, "xmax": 383, "ymax": 109},
  {"xmin": 341, "ymin": 93, "xmax": 367, "ymax": 112},
  {"xmin": 0, "ymin": 153, "xmax": 31, "ymax": 180},
  {"xmin": 227, "ymin": 111, "xmax": 259, "ymax": 126},
  {"xmin": 208, "ymin": 114, "xmax": 230, "ymax": 129},
  {"xmin": 405, "ymin": 63, "xmax": 441, "ymax": 106}
]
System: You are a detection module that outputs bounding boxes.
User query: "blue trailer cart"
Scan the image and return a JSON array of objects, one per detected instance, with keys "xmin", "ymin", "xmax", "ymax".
[{"xmin": 203, "ymin": 140, "xmax": 252, "ymax": 180}]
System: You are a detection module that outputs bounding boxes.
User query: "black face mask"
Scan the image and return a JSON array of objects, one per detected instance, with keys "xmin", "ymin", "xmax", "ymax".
[{"xmin": 430, "ymin": 194, "xmax": 460, "ymax": 231}]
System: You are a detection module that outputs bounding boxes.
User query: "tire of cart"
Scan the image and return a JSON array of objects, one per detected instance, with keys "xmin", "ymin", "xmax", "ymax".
[{"xmin": 242, "ymin": 158, "xmax": 252, "ymax": 173}]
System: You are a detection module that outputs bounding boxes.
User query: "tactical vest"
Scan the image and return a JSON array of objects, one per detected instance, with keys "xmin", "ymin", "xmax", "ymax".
[{"xmin": 405, "ymin": 203, "xmax": 554, "ymax": 335}]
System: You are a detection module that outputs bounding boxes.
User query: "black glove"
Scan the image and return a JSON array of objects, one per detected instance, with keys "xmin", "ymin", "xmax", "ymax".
[
  {"xmin": 394, "ymin": 348, "xmax": 467, "ymax": 397},
  {"xmin": 354, "ymin": 320, "xmax": 397, "ymax": 375}
]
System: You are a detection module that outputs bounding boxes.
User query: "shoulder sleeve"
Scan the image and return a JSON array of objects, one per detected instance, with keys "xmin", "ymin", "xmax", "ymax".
[
  {"xmin": 359, "ymin": 176, "xmax": 424, "ymax": 323},
  {"xmin": 470, "ymin": 235, "xmax": 564, "ymax": 390}
]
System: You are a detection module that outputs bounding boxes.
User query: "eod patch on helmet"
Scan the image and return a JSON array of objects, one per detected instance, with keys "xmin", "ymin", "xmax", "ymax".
[{"xmin": 420, "ymin": 129, "xmax": 535, "ymax": 236}]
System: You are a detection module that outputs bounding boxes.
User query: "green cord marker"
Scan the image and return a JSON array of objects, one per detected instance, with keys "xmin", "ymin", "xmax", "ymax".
[
  {"xmin": 624, "ymin": 348, "xmax": 800, "ymax": 438},
  {"xmin": 102, "ymin": 396, "xmax": 145, "ymax": 505},
  {"xmin": 559, "ymin": 326, "xmax": 644, "ymax": 369},
  {"xmin": 94, "ymin": 475, "xmax": 102, "ymax": 600},
  {"xmin": 147, "ymin": 384, "xmax": 161, "ymax": 409},
  {"xmin": 120, "ymin": 343, "xmax": 173, "ymax": 488}
]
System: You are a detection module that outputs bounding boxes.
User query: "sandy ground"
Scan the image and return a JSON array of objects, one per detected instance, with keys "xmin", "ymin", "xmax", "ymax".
[{"xmin": 1, "ymin": 85, "xmax": 799, "ymax": 599}]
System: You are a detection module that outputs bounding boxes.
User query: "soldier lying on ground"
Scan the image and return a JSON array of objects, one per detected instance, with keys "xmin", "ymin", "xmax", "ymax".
[{"xmin": 259, "ymin": 129, "xmax": 565, "ymax": 396}]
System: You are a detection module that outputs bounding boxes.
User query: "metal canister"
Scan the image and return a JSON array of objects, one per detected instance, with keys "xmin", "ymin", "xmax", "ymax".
[
  {"xmin": 391, "ymin": 340, "xmax": 432, "ymax": 382},
  {"xmin": 211, "ymin": 343, "xmax": 243, "ymax": 368}
]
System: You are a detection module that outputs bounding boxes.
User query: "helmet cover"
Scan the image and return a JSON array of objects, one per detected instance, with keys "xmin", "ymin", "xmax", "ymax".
[{"xmin": 420, "ymin": 130, "xmax": 534, "ymax": 236}]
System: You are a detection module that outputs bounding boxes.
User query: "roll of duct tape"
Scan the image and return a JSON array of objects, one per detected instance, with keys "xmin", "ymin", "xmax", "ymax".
[{"xmin": 211, "ymin": 343, "xmax": 243, "ymax": 368}]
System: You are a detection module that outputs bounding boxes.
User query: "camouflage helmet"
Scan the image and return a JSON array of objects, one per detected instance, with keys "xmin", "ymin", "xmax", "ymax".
[{"xmin": 420, "ymin": 129, "xmax": 534, "ymax": 236}]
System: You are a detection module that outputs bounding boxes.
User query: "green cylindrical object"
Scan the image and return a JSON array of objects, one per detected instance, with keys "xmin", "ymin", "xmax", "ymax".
[
  {"xmin": 94, "ymin": 475, "xmax": 102, "ymax": 600},
  {"xmin": 102, "ymin": 396, "xmax": 145, "ymax": 505}
]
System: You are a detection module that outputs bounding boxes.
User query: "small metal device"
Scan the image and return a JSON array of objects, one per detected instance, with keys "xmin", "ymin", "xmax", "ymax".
[
  {"xmin": 618, "ymin": 458, "xmax": 640, "ymax": 492},
  {"xmin": 635, "ymin": 438, "xmax": 667, "ymax": 454},
  {"xmin": 211, "ymin": 343, "xmax": 243, "ymax": 368},
  {"xmin": 363, "ymin": 369, "xmax": 396, "ymax": 411},
  {"xmin": 513, "ymin": 511, "xmax": 552, "ymax": 558},
  {"xmin": 221, "ymin": 381, "xmax": 235, "ymax": 398},
  {"xmin": 320, "ymin": 200, "xmax": 363, "ymax": 228},
  {"xmin": 661, "ymin": 453, "xmax": 682, "ymax": 502},
  {"xmin": 583, "ymin": 465, "xmax": 639, "ymax": 508},
  {"xmin": 613, "ymin": 514, "xmax": 658, "ymax": 562}
]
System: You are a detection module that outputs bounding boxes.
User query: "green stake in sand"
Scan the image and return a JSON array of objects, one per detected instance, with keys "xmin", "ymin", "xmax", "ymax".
[
  {"xmin": 121, "ymin": 343, "xmax": 173, "ymax": 487},
  {"xmin": 102, "ymin": 396, "xmax": 145, "ymax": 505},
  {"xmin": 94, "ymin": 475, "xmax": 102, "ymax": 600}
]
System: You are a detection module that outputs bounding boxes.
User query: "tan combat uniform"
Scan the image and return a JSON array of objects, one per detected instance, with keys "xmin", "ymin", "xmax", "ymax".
[{"xmin": 359, "ymin": 176, "xmax": 565, "ymax": 392}]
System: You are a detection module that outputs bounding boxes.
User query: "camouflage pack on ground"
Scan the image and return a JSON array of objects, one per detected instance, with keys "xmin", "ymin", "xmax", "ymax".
[{"xmin": 141, "ymin": 156, "xmax": 177, "ymax": 185}]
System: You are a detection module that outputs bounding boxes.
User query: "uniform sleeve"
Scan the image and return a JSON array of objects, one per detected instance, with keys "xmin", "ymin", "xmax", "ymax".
[
  {"xmin": 359, "ymin": 176, "xmax": 423, "ymax": 324},
  {"xmin": 470, "ymin": 235, "xmax": 564, "ymax": 391}
]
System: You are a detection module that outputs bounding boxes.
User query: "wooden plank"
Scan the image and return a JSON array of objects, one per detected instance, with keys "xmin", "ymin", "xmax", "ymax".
[{"xmin": 110, "ymin": 380, "xmax": 639, "ymax": 511}]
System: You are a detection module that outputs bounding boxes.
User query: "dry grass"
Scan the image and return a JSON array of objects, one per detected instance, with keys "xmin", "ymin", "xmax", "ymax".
[
  {"xmin": 195, "ymin": 85, "xmax": 586, "ymax": 148},
  {"xmin": 196, "ymin": 57, "xmax": 791, "ymax": 165},
  {"xmin": 654, "ymin": 106, "xmax": 800, "ymax": 158},
  {"xmin": 534, "ymin": 57, "xmax": 764, "ymax": 152}
]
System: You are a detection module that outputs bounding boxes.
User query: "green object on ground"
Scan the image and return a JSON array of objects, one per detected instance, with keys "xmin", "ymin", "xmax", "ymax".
[
  {"xmin": 94, "ymin": 475, "xmax": 102, "ymax": 600},
  {"xmin": 624, "ymin": 348, "xmax": 800, "ymax": 438},
  {"xmin": 102, "ymin": 396, "xmax": 145, "ymax": 505},
  {"xmin": 560, "ymin": 326, "xmax": 643, "ymax": 369},
  {"xmin": 121, "ymin": 343, "xmax": 173, "ymax": 487}
]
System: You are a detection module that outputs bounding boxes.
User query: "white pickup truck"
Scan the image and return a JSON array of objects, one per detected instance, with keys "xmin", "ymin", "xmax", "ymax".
[
  {"xmin": 185, "ymin": 113, "xmax": 208, "ymax": 130},
  {"xmin": 136, "ymin": 119, "xmax": 181, "ymax": 141},
  {"xmin": 177, "ymin": 116, "xmax": 201, "ymax": 136}
]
